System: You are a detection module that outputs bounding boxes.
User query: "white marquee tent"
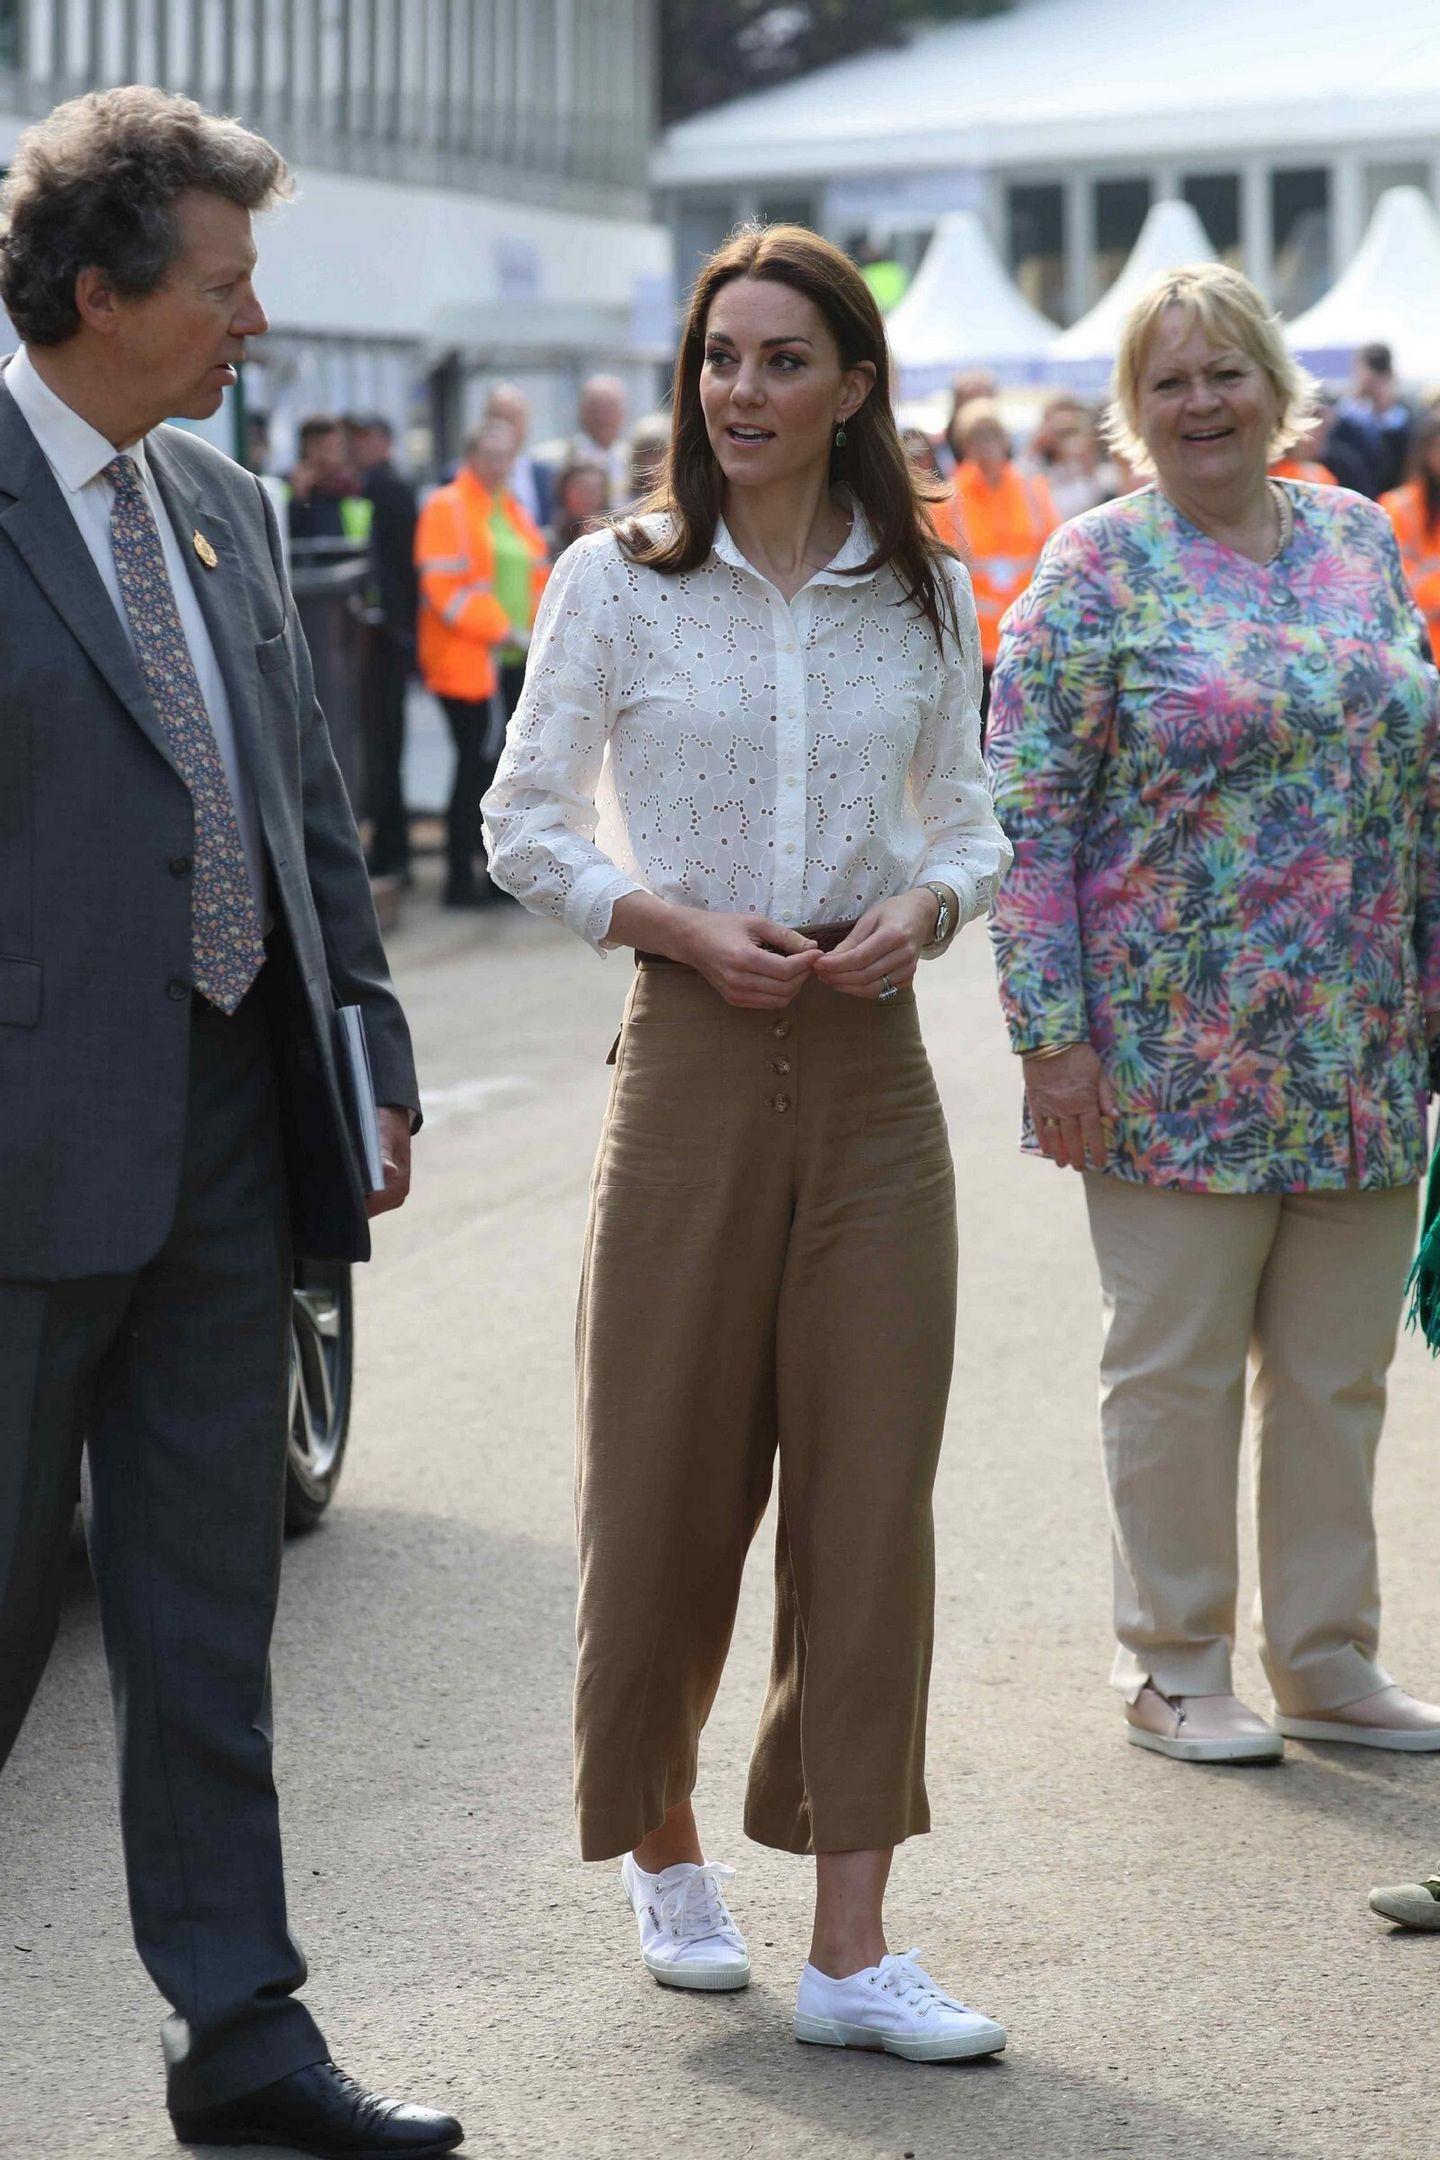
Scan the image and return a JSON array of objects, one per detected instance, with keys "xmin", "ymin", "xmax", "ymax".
[
  {"xmin": 884, "ymin": 212, "xmax": 1059, "ymax": 395},
  {"xmin": 1048, "ymin": 199, "xmax": 1218, "ymax": 385},
  {"xmin": 1285, "ymin": 187, "xmax": 1440, "ymax": 382}
]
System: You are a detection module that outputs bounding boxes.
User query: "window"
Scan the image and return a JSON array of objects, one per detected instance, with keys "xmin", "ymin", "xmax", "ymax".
[
  {"xmin": 1271, "ymin": 168, "xmax": 1331, "ymax": 315},
  {"xmin": 1183, "ymin": 173, "xmax": 1242, "ymax": 266},
  {"xmin": 1365, "ymin": 161, "xmax": 1433, "ymax": 217},
  {"xmin": 1094, "ymin": 178, "xmax": 1152, "ymax": 294},
  {"xmin": 1007, "ymin": 182, "xmax": 1064, "ymax": 320},
  {"xmin": 0, "ymin": 0, "xmax": 17, "ymax": 71}
]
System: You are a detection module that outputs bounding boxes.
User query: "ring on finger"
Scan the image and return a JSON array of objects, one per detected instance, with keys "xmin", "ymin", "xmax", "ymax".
[{"xmin": 877, "ymin": 974, "xmax": 899, "ymax": 1002}]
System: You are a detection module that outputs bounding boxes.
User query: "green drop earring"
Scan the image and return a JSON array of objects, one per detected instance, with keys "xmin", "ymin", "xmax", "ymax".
[{"xmin": 834, "ymin": 421, "xmax": 848, "ymax": 448}]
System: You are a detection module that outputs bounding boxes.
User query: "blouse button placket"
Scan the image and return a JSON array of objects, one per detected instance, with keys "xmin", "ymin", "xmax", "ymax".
[{"xmin": 771, "ymin": 589, "xmax": 809, "ymax": 922}]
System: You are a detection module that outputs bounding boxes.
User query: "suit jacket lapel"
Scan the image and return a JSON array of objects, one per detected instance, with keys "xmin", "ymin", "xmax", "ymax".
[{"xmin": 0, "ymin": 376, "xmax": 181, "ymax": 778}]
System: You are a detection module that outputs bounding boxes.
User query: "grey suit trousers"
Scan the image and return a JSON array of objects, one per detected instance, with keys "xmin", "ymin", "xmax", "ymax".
[{"xmin": 0, "ymin": 981, "xmax": 327, "ymax": 2109}]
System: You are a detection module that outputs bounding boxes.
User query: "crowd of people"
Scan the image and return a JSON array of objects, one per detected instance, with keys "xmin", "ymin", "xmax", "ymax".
[{"xmin": 239, "ymin": 376, "xmax": 675, "ymax": 909}]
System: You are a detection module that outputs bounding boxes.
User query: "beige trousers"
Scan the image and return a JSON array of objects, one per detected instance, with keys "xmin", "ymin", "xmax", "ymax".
[
  {"xmin": 1083, "ymin": 1173, "xmax": 1418, "ymax": 1714},
  {"xmin": 573, "ymin": 961, "xmax": 958, "ymax": 1862}
]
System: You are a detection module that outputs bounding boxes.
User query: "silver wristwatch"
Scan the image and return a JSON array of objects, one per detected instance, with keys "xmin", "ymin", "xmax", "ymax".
[{"xmin": 923, "ymin": 881, "xmax": 954, "ymax": 949}]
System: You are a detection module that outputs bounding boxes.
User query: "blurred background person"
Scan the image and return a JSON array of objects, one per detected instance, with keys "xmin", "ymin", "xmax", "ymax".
[
  {"xmin": 934, "ymin": 396, "xmax": 1058, "ymax": 723},
  {"xmin": 1041, "ymin": 410, "xmax": 1114, "ymax": 520},
  {"xmin": 548, "ymin": 458, "xmax": 610, "ymax": 559},
  {"xmin": 900, "ymin": 424, "xmax": 944, "ymax": 482},
  {"xmin": 569, "ymin": 372, "xmax": 630, "ymax": 504},
  {"xmin": 345, "ymin": 415, "xmax": 419, "ymax": 883},
  {"xmin": 484, "ymin": 378, "xmax": 552, "ymax": 530},
  {"xmin": 625, "ymin": 412, "xmax": 671, "ymax": 506},
  {"xmin": 1330, "ymin": 341, "xmax": 1413, "ymax": 498},
  {"xmin": 415, "ymin": 418, "xmax": 548, "ymax": 909},
  {"xmin": 243, "ymin": 405, "xmax": 272, "ymax": 476},
  {"xmin": 1381, "ymin": 408, "xmax": 1440, "ymax": 663},
  {"xmin": 284, "ymin": 412, "xmax": 370, "ymax": 545},
  {"xmin": 941, "ymin": 368, "xmax": 1000, "ymax": 475},
  {"xmin": 989, "ymin": 264, "xmax": 1440, "ymax": 1767},
  {"xmin": 1270, "ymin": 393, "xmax": 1340, "ymax": 485}
]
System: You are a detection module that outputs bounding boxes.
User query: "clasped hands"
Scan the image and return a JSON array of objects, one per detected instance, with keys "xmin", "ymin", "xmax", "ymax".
[{"xmin": 672, "ymin": 890, "xmax": 938, "ymax": 1012}]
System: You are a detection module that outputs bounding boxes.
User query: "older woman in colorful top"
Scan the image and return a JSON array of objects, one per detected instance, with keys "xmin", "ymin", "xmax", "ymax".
[{"xmin": 988, "ymin": 264, "xmax": 1440, "ymax": 1765}]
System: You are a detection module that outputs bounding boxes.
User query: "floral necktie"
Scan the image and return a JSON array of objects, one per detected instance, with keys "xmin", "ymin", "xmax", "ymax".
[{"xmin": 105, "ymin": 454, "xmax": 264, "ymax": 1014}]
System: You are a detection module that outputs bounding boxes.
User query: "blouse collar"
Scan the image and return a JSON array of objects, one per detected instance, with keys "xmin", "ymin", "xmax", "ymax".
[{"xmin": 712, "ymin": 494, "xmax": 880, "ymax": 590}]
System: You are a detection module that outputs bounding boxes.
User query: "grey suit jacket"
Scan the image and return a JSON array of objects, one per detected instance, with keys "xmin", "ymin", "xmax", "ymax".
[{"xmin": 0, "ymin": 373, "xmax": 419, "ymax": 1280}]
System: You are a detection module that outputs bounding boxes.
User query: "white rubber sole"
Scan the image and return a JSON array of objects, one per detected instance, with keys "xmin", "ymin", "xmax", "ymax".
[
  {"xmin": 1276, "ymin": 1716, "xmax": 1440, "ymax": 1752},
  {"xmin": 1126, "ymin": 1724, "xmax": 1284, "ymax": 1764},
  {"xmin": 794, "ymin": 2011, "xmax": 1007, "ymax": 2062},
  {"xmin": 646, "ymin": 1952, "xmax": 751, "ymax": 1991},
  {"xmin": 1369, "ymin": 1889, "xmax": 1440, "ymax": 1928}
]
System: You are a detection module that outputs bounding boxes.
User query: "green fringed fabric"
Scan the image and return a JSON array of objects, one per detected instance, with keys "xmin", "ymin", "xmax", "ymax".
[{"xmin": 1406, "ymin": 1149, "xmax": 1440, "ymax": 1352}]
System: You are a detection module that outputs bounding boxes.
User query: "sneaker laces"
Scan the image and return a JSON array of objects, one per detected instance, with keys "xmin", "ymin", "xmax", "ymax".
[
  {"xmin": 872, "ymin": 1949, "xmax": 967, "ymax": 2019},
  {"xmin": 656, "ymin": 1862, "xmax": 740, "ymax": 1944}
]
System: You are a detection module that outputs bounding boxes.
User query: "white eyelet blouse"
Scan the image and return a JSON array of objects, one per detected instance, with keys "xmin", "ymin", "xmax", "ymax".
[{"xmin": 480, "ymin": 507, "xmax": 1014, "ymax": 952}]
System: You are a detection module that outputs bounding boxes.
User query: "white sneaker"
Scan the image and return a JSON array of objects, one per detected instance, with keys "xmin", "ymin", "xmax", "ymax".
[
  {"xmin": 794, "ymin": 1949, "xmax": 1007, "ymax": 2062},
  {"xmin": 619, "ymin": 1854, "xmax": 751, "ymax": 1991}
]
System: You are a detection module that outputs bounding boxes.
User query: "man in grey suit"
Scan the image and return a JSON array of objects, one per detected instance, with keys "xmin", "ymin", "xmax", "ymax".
[{"xmin": 0, "ymin": 88, "xmax": 464, "ymax": 2159}]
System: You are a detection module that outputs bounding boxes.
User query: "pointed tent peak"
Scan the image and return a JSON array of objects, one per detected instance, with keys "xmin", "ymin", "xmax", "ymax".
[
  {"xmin": 884, "ymin": 212, "xmax": 1059, "ymax": 396},
  {"xmin": 1286, "ymin": 186, "xmax": 1440, "ymax": 378},
  {"xmin": 1051, "ymin": 197, "xmax": 1219, "ymax": 366}
]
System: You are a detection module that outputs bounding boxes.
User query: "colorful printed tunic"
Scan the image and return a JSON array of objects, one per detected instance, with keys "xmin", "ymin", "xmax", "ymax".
[{"xmin": 987, "ymin": 482, "xmax": 1440, "ymax": 1193}]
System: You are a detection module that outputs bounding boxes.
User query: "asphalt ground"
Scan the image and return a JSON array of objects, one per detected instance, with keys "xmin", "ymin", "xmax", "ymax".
[{"xmin": 4, "ymin": 882, "xmax": 1440, "ymax": 2159}]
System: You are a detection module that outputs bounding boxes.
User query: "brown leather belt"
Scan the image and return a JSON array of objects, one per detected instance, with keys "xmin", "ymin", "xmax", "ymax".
[{"xmin": 637, "ymin": 921, "xmax": 858, "ymax": 967}]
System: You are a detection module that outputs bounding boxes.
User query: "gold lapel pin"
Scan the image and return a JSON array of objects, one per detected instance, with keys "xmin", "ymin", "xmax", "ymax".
[{"xmin": 193, "ymin": 530, "xmax": 218, "ymax": 569}]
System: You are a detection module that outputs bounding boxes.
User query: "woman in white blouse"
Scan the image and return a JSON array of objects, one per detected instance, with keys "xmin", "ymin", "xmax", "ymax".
[{"xmin": 483, "ymin": 226, "xmax": 1012, "ymax": 2063}]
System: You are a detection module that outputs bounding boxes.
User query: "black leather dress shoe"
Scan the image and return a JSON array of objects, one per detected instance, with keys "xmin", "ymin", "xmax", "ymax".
[{"xmin": 170, "ymin": 2060, "xmax": 465, "ymax": 2157}]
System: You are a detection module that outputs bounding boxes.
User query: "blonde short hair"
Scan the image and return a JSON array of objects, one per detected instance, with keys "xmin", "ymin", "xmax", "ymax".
[
  {"xmin": 1104, "ymin": 263, "xmax": 1318, "ymax": 476},
  {"xmin": 954, "ymin": 396, "xmax": 1010, "ymax": 456}
]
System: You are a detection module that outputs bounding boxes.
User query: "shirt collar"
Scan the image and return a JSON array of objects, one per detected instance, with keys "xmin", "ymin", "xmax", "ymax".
[
  {"xmin": 6, "ymin": 344, "xmax": 150, "ymax": 493},
  {"xmin": 712, "ymin": 495, "xmax": 880, "ymax": 589}
]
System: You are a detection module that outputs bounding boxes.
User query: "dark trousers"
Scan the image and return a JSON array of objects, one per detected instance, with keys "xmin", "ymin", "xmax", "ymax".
[
  {"xmin": 364, "ymin": 633, "xmax": 412, "ymax": 878},
  {"xmin": 440, "ymin": 665, "xmax": 525, "ymax": 900},
  {"xmin": 0, "ymin": 985, "xmax": 327, "ymax": 2109}
]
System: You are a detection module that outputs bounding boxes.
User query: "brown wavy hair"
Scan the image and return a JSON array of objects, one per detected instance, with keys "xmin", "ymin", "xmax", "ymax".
[{"xmin": 616, "ymin": 223, "xmax": 960, "ymax": 650}]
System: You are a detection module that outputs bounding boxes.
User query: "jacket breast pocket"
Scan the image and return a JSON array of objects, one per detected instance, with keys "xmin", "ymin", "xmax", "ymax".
[
  {"xmin": 256, "ymin": 629, "xmax": 292, "ymax": 675},
  {"xmin": 0, "ymin": 957, "xmax": 42, "ymax": 1027}
]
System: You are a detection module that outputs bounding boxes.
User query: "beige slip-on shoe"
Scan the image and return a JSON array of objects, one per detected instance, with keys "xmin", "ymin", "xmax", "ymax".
[
  {"xmin": 1276, "ymin": 1684, "xmax": 1440, "ymax": 1753},
  {"xmin": 1369, "ymin": 1877, "xmax": 1440, "ymax": 1929},
  {"xmin": 1125, "ymin": 1685, "xmax": 1284, "ymax": 1763}
]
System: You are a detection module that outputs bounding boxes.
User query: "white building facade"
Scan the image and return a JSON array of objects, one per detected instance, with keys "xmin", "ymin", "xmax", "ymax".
[
  {"xmin": 0, "ymin": 0, "xmax": 671, "ymax": 468},
  {"xmin": 654, "ymin": 0, "xmax": 1440, "ymax": 334}
]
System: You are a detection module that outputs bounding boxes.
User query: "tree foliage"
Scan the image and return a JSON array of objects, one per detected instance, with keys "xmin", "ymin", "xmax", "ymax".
[{"xmin": 661, "ymin": 1, "xmax": 1013, "ymax": 126}]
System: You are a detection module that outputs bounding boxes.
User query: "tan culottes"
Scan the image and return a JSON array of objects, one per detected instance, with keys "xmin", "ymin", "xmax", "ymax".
[
  {"xmin": 573, "ymin": 960, "xmax": 958, "ymax": 1862},
  {"xmin": 1083, "ymin": 1172, "xmax": 1418, "ymax": 1715}
]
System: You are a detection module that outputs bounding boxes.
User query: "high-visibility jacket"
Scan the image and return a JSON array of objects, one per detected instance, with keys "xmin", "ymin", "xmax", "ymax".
[
  {"xmin": 1381, "ymin": 480, "xmax": 1440, "ymax": 665},
  {"xmin": 1269, "ymin": 457, "xmax": 1336, "ymax": 485},
  {"xmin": 415, "ymin": 469, "xmax": 549, "ymax": 701},
  {"xmin": 933, "ymin": 462, "xmax": 1059, "ymax": 665}
]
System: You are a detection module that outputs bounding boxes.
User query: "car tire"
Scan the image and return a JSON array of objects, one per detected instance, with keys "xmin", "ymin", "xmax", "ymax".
[{"xmin": 286, "ymin": 1260, "xmax": 354, "ymax": 1533}]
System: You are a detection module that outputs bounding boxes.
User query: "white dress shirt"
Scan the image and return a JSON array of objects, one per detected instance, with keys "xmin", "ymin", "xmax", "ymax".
[
  {"xmin": 482, "ymin": 506, "xmax": 1013, "ymax": 951},
  {"xmin": 5, "ymin": 346, "xmax": 268, "ymax": 919}
]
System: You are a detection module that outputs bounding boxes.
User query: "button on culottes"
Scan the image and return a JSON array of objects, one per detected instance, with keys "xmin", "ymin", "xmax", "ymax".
[{"xmin": 574, "ymin": 960, "xmax": 958, "ymax": 1862}]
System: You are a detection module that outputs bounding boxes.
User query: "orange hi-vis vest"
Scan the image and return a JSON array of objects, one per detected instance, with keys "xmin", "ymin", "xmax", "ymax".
[
  {"xmin": 1381, "ymin": 480, "xmax": 1440, "ymax": 665},
  {"xmin": 1269, "ymin": 457, "xmax": 1337, "ymax": 485},
  {"xmin": 933, "ymin": 462, "xmax": 1059, "ymax": 665},
  {"xmin": 415, "ymin": 468, "xmax": 549, "ymax": 702}
]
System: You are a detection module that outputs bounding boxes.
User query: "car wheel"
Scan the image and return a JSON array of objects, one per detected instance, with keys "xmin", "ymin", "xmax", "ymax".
[{"xmin": 286, "ymin": 1260, "xmax": 354, "ymax": 1533}]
